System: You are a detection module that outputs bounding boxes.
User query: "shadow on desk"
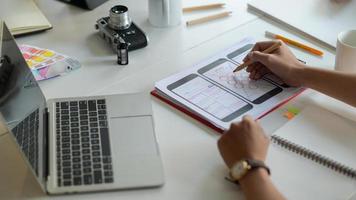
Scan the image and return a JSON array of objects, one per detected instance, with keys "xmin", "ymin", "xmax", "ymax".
[
  {"xmin": 85, "ymin": 32, "xmax": 114, "ymax": 57},
  {"xmin": 0, "ymin": 134, "xmax": 45, "ymax": 199},
  {"xmin": 80, "ymin": 58, "xmax": 122, "ymax": 68}
]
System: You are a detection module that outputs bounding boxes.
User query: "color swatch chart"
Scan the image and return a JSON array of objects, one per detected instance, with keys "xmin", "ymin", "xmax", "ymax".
[
  {"xmin": 20, "ymin": 45, "xmax": 63, "ymax": 70},
  {"xmin": 20, "ymin": 45, "xmax": 81, "ymax": 81}
]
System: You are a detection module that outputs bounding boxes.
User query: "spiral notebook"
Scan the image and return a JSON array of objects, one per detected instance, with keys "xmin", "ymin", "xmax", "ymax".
[{"xmin": 271, "ymin": 105, "xmax": 356, "ymax": 178}]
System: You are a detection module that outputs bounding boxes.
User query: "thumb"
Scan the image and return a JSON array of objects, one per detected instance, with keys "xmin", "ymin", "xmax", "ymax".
[{"xmin": 248, "ymin": 51, "xmax": 271, "ymax": 65}]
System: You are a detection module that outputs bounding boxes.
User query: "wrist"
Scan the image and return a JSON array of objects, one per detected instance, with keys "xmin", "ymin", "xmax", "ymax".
[
  {"xmin": 239, "ymin": 168, "xmax": 270, "ymax": 188},
  {"xmin": 229, "ymin": 159, "xmax": 270, "ymax": 182},
  {"xmin": 293, "ymin": 63, "xmax": 307, "ymax": 86}
]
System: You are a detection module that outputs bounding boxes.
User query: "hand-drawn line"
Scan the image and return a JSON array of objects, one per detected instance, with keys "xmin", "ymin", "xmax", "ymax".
[
  {"xmin": 217, "ymin": 74, "xmax": 258, "ymax": 89},
  {"xmin": 211, "ymin": 63, "xmax": 259, "ymax": 89}
]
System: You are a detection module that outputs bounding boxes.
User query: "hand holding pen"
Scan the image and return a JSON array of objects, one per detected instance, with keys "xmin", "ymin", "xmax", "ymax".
[
  {"xmin": 236, "ymin": 40, "xmax": 306, "ymax": 87},
  {"xmin": 233, "ymin": 41, "xmax": 282, "ymax": 73}
]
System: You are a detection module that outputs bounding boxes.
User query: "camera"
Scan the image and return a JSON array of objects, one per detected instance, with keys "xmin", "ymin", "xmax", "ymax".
[{"xmin": 95, "ymin": 5, "xmax": 148, "ymax": 65}]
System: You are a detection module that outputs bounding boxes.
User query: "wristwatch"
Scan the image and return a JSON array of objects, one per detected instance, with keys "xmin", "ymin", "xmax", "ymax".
[{"xmin": 229, "ymin": 159, "xmax": 270, "ymax": 181}]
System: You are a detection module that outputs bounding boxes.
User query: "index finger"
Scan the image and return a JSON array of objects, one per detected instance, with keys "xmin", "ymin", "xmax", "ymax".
[
  {"xmin": 251, "ymin": 41, "xmax": 281, "ymax": 52},
  {"xmin": 243, "ymin": 40, "xmax": 280, "ymax": 62},
  {"xmin": 242, "ymin": 115, "xmax": 255, "ymax": 123}
]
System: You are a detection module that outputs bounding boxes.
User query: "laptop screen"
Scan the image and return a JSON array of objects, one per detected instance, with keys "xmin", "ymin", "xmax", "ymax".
[{"xmin": 0, "ymin": 22, "xmax": 47, "ymax": 187}]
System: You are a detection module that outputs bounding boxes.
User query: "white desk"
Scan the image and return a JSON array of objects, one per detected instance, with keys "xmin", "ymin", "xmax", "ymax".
[
  {"xmin": 0, "ymin": 0, "xmax": 355, "ymax": 199},
  {"xmin": 17, "ymin": 0, "xmax": 257, "ymax": 99}
]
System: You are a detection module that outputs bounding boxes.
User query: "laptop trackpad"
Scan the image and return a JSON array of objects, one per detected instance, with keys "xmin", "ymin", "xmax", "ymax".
[{"xmin": 109, "ymin": 116, "xmax": 158, "ymax": 155}]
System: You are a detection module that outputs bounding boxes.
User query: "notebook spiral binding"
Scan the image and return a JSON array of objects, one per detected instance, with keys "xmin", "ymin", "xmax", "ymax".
[{"xmin": 271, "ymin": 135, "xmax": 356, "ymax": 179}]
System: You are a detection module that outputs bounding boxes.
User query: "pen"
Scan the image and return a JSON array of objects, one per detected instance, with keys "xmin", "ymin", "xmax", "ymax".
[
  {"xmin": 186, "ymin": 11, "xmax": 232, "ymax": 26},
  {"xmin": 265, "ymin": 31, "xmax": 324, "ymax": 56},
  {"xmin": 233, "ymin": 41, "xmax": 282, "ymax": 73},
  {"xmin": 183, "ymin": 3, "xmax": 225, "ymax": 12}
]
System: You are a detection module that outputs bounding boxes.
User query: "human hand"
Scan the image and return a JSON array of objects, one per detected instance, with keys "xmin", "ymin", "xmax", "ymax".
[
  {"xmin": 217, "ymin": 115, "xmax": 270, "ymax": 168},
  {"xmin": 243, "ymin": 40, "xmax": 306, "ymax": 87}
]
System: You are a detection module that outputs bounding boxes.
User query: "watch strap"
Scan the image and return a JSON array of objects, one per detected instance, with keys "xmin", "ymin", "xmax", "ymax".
[{"xmin": 245, "ymin": 159, "xmax": 271, "ymax": 175}]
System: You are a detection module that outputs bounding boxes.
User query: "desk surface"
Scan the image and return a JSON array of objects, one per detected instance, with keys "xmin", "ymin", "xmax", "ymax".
[{"xmin": 1, "ymin": 0, "xmax": 355, "ymax": 199}]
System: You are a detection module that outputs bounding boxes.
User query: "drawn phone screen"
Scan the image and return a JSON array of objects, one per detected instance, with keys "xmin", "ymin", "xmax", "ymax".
[
  {"xmin": 198, "ymin": 59, "xmax": 282, "ymax": 104},
  {"xmin": 227, "ymin": 44, "xmax": 254, "ymax": 63},
  {"xmin": 167, "ymin": 74, "xmax": 252, "ymax": 122}
]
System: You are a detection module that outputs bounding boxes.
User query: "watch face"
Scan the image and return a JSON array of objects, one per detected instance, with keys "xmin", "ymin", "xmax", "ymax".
[
  {"xmin": 236, "ymin": 162, "xmax": 245, "ymax": 172},
  {"xmin": 231, "ymin": 161, "xmax": 249, "ymax": 180}
]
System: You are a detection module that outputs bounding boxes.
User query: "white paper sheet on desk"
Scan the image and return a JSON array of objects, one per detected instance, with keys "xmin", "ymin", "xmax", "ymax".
[
  {"xmin": 309, "ymin": 93, "xmax": 356, "ymax": 124},
  {"xmin": 273, "ymin": 105, "xmax": 356, "ymax": 170},
  {"xmin": 248, "ymin": 0, "xmax": 356, "ymax": 49}
]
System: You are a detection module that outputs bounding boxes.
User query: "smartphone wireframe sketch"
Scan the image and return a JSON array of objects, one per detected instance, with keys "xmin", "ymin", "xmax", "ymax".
[
  {"xmin": 198, "ymin": 59, "xmax": 282, "ymax": 104},
  {"xmin": 167, "ymin": 74, "xmax": 253, "ymax": 122}
]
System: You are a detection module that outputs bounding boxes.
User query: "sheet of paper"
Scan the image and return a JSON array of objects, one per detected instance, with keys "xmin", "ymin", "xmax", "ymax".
[
  {"xmin": 248, "ymin": 0, "xmax": 356, "ymax": 49},
  {"xmin": 273, "ymin": 105, "xmax": 356, "ymax": 169},
  {"xmin": 0, "ymin": 0, "xmax": 52, "ymax": 35},
  {"xmin": 309, "ymin": 93, "xmax": 356, "ymax": 124},
  {"xmin": 155, "ymin": 37, "xmax": 304, "ymax": 130}
]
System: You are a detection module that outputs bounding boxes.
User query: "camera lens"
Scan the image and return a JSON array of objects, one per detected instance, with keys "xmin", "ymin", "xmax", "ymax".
[
  {"xmin": 108, "ymin": 5, "xmax": 131, "ymax": 30},
  {"xmin": 111, "ymin": 5, "xmax": 127, "ymax": 14}
]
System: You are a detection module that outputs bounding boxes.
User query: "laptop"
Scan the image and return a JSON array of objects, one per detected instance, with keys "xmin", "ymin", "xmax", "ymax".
[{"xmin": 0, "ymin": 21, "xmax": 164, "ymax": 194}]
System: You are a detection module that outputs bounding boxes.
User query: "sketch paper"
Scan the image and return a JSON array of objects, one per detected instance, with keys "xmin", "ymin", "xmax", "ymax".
[
  {"xmin": 155, "ymin": 38, "xmax": 304, "ymax": 130},
  {"xmin": 248, "ymin": 0, "xmax": 356, "ymax": 49}
]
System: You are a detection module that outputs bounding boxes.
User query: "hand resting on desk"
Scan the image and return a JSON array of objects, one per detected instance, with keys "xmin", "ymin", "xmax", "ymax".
[
  {"xmin": 218, "ymin": 116, "xmax": 285, "ymax": 200},
  {"xmin": 218, "ymin": 115, "xmax": 269, "ymax": 168}
]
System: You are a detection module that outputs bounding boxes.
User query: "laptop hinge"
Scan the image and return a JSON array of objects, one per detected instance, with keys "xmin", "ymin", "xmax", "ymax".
[{"xmin": 43, "ymin": 108, "xmax": 49, "ymax": 181}]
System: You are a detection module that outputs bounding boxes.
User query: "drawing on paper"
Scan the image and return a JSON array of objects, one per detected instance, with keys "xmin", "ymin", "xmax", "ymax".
[{"xmin": 200, "ymin": 60, "xmax": 279, "ymax": 102}]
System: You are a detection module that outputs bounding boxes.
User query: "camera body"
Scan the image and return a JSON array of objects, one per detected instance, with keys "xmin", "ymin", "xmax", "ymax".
[{"xmin": 95, "ymin": 5, "xmax": 148, "ymax": 64}]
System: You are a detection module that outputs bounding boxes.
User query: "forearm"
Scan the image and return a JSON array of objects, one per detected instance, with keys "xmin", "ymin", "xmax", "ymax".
[
  {"xmin": 296, "ymin": 66, "xmax": 356, "ymax": 107},
  {"xmin": 240, "ymin": 169, "xmax": 285, "ymax": 200}
]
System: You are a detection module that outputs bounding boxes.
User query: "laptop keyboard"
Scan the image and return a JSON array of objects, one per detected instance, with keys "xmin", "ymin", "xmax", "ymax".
[
  {"xmin": 56, "ymin": 99, "xmax": 114, "ymax": 187},
  {"xmin": 11, "ymin": 109, "xmax": 39, "ymax": 176}
]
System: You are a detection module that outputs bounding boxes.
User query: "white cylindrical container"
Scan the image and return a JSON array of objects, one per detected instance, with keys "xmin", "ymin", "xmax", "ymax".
[
  {"xmin": 335, "ymin": 30, "xmax": 356, "ymax": 72},
  {"xmin": 148, "ymin": 0, "xmax": 182, "ymax": 27}
]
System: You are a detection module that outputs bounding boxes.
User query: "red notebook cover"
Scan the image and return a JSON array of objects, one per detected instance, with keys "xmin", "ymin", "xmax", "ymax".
[{"xmin": 151, "ymin": 88, "xmax": 306, "ymax": 134}]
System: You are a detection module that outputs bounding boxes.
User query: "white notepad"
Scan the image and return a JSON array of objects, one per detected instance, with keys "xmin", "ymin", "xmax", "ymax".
[
  {"xmin": 272, "ymin": 104, "xmax": 356, "ymax": 177},
  {"xmin": 248, "ymin": 0, "xmax": 356, "ymax": 49},
  {"xmin": 0, "ymin": 0, "xmax": 52, "ymax": 35},
  {"xmin": 267, "ymin": 143, "xmax": 356, "ymax": 200}
]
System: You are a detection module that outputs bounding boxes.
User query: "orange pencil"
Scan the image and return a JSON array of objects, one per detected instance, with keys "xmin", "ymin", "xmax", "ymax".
[{"xmin": 265, "ymin": 31, "xmax": 323, "ymax": 56}]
